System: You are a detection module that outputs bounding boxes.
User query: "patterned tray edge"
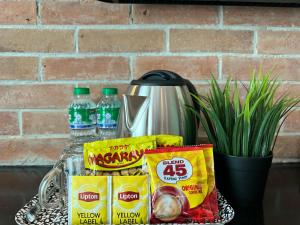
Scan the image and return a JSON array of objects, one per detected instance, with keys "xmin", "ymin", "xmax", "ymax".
[{"xmin": 15, "ymin": 191, "xmax": 234, "ymax": 225}]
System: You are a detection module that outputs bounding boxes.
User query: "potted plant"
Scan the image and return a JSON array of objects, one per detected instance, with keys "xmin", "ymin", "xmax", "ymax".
[{"xmin": 189, "ymin": 70, "xmax": 299, "ymax": 207}]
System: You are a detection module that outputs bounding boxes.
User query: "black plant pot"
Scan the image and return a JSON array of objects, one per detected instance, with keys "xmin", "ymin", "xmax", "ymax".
[{"xmin": 214, "ymin": 151, "xmax": 273, "ymax": 207}]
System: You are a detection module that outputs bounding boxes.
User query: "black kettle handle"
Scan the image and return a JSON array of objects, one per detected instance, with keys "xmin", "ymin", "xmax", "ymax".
[
  {"xmin": 184, "ymin": 79, "xmax": 201, "ymax": 126},
  {"xmin": 141, "ymin": 70, "xmax": 183, "ymax": 81}
]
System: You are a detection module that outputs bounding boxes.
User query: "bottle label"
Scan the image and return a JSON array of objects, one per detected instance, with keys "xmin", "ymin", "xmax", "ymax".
[
  {"xmin": 97, "ymin": 107, "xmax": 120, "ymax": 128},
  {"xmin": 69, "ymin": 108, "xmax": 96, "ymax": 129}
]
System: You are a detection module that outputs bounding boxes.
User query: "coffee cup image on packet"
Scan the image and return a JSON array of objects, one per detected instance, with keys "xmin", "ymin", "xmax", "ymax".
[
  {"xmin": 68, "ymin": 176, "xmax": 111, "ymax": 225},
  {"xmin": 152, "ymin": 186, "xmax": 189, "ymax": 222}
]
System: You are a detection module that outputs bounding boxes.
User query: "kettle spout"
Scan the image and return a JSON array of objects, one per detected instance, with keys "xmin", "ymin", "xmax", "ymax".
[{"xmin": 123, "ymin": 95, "xmax": 149, "ymax": 133}]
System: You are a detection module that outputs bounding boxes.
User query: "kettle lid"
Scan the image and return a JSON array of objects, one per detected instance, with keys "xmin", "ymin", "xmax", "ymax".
[{"xmin": 131, "ymin": 70, "xmax": 186, "ymax": 86}]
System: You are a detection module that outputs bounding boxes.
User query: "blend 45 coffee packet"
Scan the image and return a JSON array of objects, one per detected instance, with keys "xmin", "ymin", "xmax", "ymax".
[{"xmin": 144, "ymin": 145, "xmax": 219, "ymax": 224}]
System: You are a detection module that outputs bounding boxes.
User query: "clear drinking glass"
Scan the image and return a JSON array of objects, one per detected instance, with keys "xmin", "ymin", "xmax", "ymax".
[{"xmin": 38, "ymin": 154, "xmax": 85, "ymax": 209}]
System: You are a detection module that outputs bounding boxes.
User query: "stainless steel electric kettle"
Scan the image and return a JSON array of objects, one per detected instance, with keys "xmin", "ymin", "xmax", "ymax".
[{"xmin": 117, "ymin": 70, "xmax": 200, "ymax": 145}]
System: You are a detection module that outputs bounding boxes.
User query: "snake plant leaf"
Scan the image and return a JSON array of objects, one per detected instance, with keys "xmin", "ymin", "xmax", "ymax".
[{"xmin": 190, "ymin": 71, "xmax": 299, "ymax": 157}]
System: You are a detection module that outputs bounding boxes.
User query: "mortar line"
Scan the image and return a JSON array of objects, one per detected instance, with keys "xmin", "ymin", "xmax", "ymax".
[
  {"xmin": 18, "ymin": 110, "xmax": 23, "ymax": 136},
  {"xmin": 0, "ymin": 80, "xmax": 132, "ymax": 85},
  {"xmin": 0, "ymin": 134, "xmax": 69, "ymax": 140},
  {"xmin": 1, "ymin": 79, "xmax": 300, "ymax": 85},
  {"xmin": 218, "ymin": 6, "xmax": 224, "ymax": 27},
  {"xmin": 21, "ymin": 109, "xmax": 67, "ymax": 112},
  {"xmin": 38, "ymin": 57, "xmax": 44, "ymax": 81},
  {"xmin": 273, "ymin": 158, "xmax": 300, "ymax": 163},
  {"xmin": 165, "ymin": 28, "xmax": 170, "ymax": 52},
  {"xmin": 36, "ymin": 0, "xmax": 42, "ymax": 25},
  {"xmin": 0, "ymin": 109, "xmax": 19, "ymax": 112},
  {"xmin": 0, "ymin": 80, "xmax": 206, "ymax": 85},
  {"xmin": 0, "ymin": 24, "xmax": 300, "ymax": 31},
  {"xmin": 0, "ymin": 52, "xmax": 300, "ymax": 58},
  {"xmin": 0, "ymin": 109, "xmax": 67, "ymax": 112},
  {"xmin": 74, "ymin": 27, "xmax": 80, "ymax": 53},
  {"xmin": 129, "ymin": 4, "xmax": 134, "ymax": 24},
  {"xmin": 129, "ymin": 56, "xmax": 134, "ymax": 80},
  {"xmin": 22, "ymin": 134, "xmax": 70, "ymax": 139},
  {"xmin": 277, "ymin": 132, "xmax": 300, "ymax": 136},
  {"xmin": 253, "ymin": 31, "xmax": 258, "ymax": 55},
  {"xmin": 218, "ymin": 56, "xmax": 223, "ymax": 81}
]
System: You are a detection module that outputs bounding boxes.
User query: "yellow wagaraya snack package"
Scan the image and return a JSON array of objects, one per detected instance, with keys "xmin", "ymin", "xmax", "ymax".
[
  {"xmin": 112, "ymin": 175, "xmax": 149, "ymax": 225},
  {"xmin": 155, "ymin": 134, "xmax": 183, "ymax": 147},
  {"xmin": 68, "ymin": 176, "xmax": 111, "ymax": 225},
  {"xmin": 84, "ymin": 136, "xmax": 156, "ymax": 172}
]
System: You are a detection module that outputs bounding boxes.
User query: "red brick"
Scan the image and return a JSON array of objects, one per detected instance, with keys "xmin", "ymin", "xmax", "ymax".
[
  {"xmin": 133, "ymin": 5, "xmax": 218, "ymax": 24},
  {"xmin": 0, "ymin": 0, "xmax": 36, "ymax": 24},
  {"xmin": 43, "ymin": 57, "xmax": 129, "ymax": 80},
  {"xmin": 274, "ymin": 135, "xmax": 300, "ymax": 158},
  {"xmin": 170, "ymin": 29, "xmax": 253, "ymax": 53},
  {"xmin": 258, "ymin": 31, "xmax": 300, "ymax": 55},
  {"xmin": 197, "ymin": 135, "xmax": 300, "ymax": 159},
  {"xmin": 0, "ymin": 29, "xmax": 74, "ymax": 52},
  {"xmin": 222, "ymin": 57, "xmax": 300, "ymax": 81},
  {"xmin": 0, "ymin": 112, "xmax": 19, "ymax": 135},
  {"xmin": 41, "ymin": 1, "xmax": 129, "ymax": 25},
  {"xmin": 282, "ymin": 110, "xmax": 300, "ymax": 132},
  {"xmin": 0, "ymin": 84, "xmax": 73, "ymax": 109},
  {"xmin": 135, "ymin": 56, "xmax": 218, "ymax": 80},
  {"xmin": 194, "ymin": 83, "xmax": 212, "ymax": 96},
  {"xmin": 79, "ymin": 29, "xmax": 164, "ymax": 52},
  {"xmin": 224, "ymin": 6, "xmax": 300, "ymax": 26},
  {"xmin": 23, "ymin": 111, "xmax": 69, "ymax": 135},
  {"xmin": 0, "ymin": 57, "xmax": 38, "ymax": 80},
  {"xmin": 0, "ymin": 138, "xmax": 67, "ymax": 165},
  {"xmin": 277, "ymin": 84, "xmax": 300, "ymax": 106}
]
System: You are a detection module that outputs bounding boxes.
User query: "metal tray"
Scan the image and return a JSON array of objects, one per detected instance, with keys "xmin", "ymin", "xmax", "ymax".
[{"xmin": 15, "ymin": 191, "xmax": 234, "ymax": 225}]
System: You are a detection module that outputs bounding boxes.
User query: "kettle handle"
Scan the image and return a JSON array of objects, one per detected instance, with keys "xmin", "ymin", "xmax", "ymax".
[
  {"xmin": 141, "ymin": 70, "xmax": 183, "ymax": 81},
  {"xmin": 184, "ymin": 79, "xmax": 201, "ymax": 127}
]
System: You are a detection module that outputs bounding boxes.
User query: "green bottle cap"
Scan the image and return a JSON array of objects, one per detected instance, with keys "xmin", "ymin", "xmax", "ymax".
[
  {"xmin": 102, "ymin": 88, "xmax": 118, "ymax": 95},
  {"xmin": 73, "ymin": 87, "xmax": 90, "ymax": 95}
]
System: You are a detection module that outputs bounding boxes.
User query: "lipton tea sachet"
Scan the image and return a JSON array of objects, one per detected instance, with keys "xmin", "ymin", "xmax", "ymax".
[
  {"xmin": 68, "ymin": 176, "xmax": 110, "ymax": 225},
  {"xmin": 144, "ymin": 145, "xmax": 218, "ymax": 224},
  {"xmin": 112, "ymin": 175, "xmax": 149, "ymax": 224}
]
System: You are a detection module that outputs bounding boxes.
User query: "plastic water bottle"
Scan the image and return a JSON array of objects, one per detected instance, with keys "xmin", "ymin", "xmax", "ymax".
[
  {"xmin": 97, "ymin": 88, "xmax": 121, "ymax": 139},
  {"xmin": 68, "ymin": 87, "xmax": 96, "ymax": 142}
]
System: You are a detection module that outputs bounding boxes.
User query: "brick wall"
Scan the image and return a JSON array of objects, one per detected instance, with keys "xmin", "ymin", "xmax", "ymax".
[{"xmin": 0, "ymin": 0, "xmax": 299, "ymax": 165}]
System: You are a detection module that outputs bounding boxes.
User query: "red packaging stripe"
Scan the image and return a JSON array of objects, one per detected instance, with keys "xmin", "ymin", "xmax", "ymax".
[{"xmin": 144, "ymin": 144, "xmax": 213, "ymax": 154}]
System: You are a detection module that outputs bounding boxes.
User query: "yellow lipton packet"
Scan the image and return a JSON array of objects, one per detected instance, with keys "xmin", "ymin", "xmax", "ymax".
[
  {"xmin": 84, "ymin": 136, "xmax": 156, "ymax": 175},
  {"xmin": 68, "ymin": 176, "xmax": 110, "ymax": 225},
  {"xmin": 144, "ymin": 146, "xmax": 212, "ymax": 224},
  {"xmin": 155, "ymin": 134, "xmax": 183, "ymax": 147},
  {"xmin": 112, "ymin": 175, "xmax": 149, "ymax": 224}
]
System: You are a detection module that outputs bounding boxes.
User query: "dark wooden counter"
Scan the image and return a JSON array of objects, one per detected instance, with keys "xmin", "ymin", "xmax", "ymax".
[{"xmin": 0, "ymin": 163, "xmax": 299, "ymax": 225}]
